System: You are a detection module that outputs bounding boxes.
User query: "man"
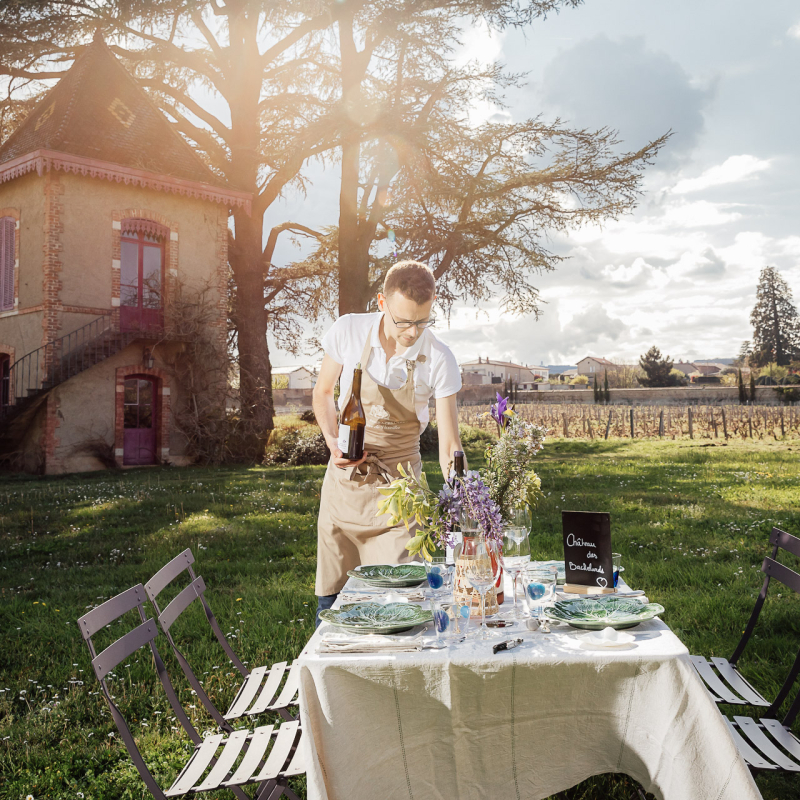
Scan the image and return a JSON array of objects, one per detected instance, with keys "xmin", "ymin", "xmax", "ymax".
[{"xmin": 312, "ymin": 261, "xmax": 464, "ymax": 625}]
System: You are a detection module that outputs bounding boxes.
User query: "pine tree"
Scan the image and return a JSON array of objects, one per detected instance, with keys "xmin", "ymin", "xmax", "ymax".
[
  {"xmin": 750, "ymin": 267, "xmax": 800, "ymax": 367},
  {"xmin": 604, "ymin": 370, "xmax": 611, "ymax": 403},
  {"xmin": 737, "ymin": 369, "xmax": 747, "ymax": 405},
  {"xmin": 638, "ymin": 346, "xmax": 679, "ymax": 387}
]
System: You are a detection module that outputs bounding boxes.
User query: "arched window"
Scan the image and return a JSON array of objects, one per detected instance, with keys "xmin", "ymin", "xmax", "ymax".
[
  {"xmin": 0, "ymin": 217, "xmax": 15, "ymax": 311},
  {"xmin": 120, "ymin": 219, "xmax": 167, "ymax": 332}
]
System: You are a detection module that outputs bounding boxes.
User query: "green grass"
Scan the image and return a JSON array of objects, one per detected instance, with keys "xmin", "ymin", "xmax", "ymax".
[{"xmin": 1, "ymin": 439, "xmax": 800, "ymax": 800}]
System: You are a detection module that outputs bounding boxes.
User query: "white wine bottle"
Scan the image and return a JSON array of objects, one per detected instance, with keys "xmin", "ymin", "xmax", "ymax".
[{"xmin": 337, "ymin": 362, "xmax": 366, "ymax": 460}]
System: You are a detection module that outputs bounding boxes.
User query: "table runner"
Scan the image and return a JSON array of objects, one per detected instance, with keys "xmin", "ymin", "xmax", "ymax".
[{"xmin": 298, "ymin": 580, "xmax": 761, "ymax": 800}]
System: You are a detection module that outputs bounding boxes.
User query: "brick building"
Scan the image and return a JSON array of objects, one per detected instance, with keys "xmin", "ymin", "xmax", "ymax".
[{"xmin": 0, "ymin": 36, "xmax": 249, "ymax": 473}]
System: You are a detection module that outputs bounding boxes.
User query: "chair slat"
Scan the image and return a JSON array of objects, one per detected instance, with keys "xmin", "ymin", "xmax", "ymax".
[
  {"xmin": 724, "ymin": 718, "xmax": 777, "ymax": 770},
  {"xmin": 92, "ymin": 619, "xmax": 158, "ymax": 680},
  {"xmin": 225, "ymin": 666, "xmax": 268, "ymax": 720},
  {"xmin": 763, "ymin": 557, "xmax": 800, "ymax": 594},
  {"xmin": 710, "ymin": 659, "xmax": 770, "ymax": 706},
  {"xmin": 247, "ymin": 661, "xmax": 288, "ymax": 716},
  {"xmin": 762, "ymin": 719, "xmax": 800, "ymax": 760},
  {"xmin": 254, "ymin": 720, "xmax": 300, "ymax": 781},
  {"xmin": 145, "ymin": 548, "xmax": 194, "ymax": 606},
  {"xmin": 166, "ymin": 734, "xmax": 223, "ymax": 796},
  {"xmin": 194, "ymin": 729, "xmax": 250, "ymax": 791},
  {"xmin": 689, "ymin": 656, "xmax": 745, "ymax": 704},
  {"xmin": 734, "ymin": 717, "xmax": 800, "ymax": 771},
  {"xmin": 78, "ymin": 585, "xmax": 146, "ymax": 640},
  {"xmin": 283, "ymin": 728, "xmax": 305, "ymax": 777},
  {"xmin": 158, "ymin": 576, "xmax": 206, "ymax": 633},
  {"xmin": 270, "ymin": 661, "xmax": 300, "ymax": 710},
  {"xmin": 770, "ymin": 527, "xmax": 800, "ymax": 560},
  {"xmin": 223, "ymin": 725, "xmax": 275, "ymax": 786}
]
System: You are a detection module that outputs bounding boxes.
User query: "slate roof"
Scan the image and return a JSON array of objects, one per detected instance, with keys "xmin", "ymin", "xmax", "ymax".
[{"xmin": 0, "ymin": 36, "xmax": 225, "ymax": 188}]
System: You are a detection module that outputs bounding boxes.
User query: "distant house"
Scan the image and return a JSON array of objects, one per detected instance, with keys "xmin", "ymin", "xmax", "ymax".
[
  {"xmin": 577, "ymin": 356, "xmax": 618, "ymax": 377},
  {"xmin": 272, "ymin": 365, "xmax": 317, "ymax": 389},
  {"xmin": 694, "ymin": 363, "xmax": 729, "ymax": 376},
  {"xmin": 460, "ymin": 357, "xmax": 548, "ymax": 388},
  {"xmin": 672, "ymin": 362, "xmax": 700, "ymax": 376}
]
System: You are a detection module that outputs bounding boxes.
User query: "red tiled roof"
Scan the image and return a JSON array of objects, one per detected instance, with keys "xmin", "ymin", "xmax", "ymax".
[{"xmin": 0, "ymin": 36, "xmax": 226, "ymax": 188}]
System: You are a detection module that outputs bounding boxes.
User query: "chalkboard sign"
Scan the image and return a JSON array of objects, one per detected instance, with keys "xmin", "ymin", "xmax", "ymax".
[{"xmin": 562, "ymin": 511, "xmax": 613, "ymax": 590}]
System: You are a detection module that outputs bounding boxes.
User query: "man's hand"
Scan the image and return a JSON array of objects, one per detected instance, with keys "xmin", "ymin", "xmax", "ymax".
[{"xmin": 326, "ymin": 437, "xmax": 369, "ymax": 469}]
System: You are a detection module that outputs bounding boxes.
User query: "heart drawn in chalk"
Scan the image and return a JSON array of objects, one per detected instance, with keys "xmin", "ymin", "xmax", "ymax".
[{"xmin": 596, "ymin": 577, "xmax": 608, "ymax": 588}]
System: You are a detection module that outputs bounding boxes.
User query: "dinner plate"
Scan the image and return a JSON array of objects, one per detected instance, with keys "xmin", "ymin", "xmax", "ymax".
[
  {"xmin": 347, "ymin": 564, "xmax": 428, "ymax": 587},
  {"xmin": 319, "ymin": 602, "xmax": 433, "ymax": 635},
  {"xmin": 543, "ymin": 596, "xmax": 664, "ymax": 630}
]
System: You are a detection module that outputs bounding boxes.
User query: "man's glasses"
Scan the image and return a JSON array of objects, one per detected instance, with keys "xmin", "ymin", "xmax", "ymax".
[{"xmin": 384, "ymin": 301, "xmax": 436, "ymax": 330}]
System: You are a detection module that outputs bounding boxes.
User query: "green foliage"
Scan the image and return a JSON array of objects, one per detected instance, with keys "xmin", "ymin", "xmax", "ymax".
[
  {"xmin": 750, "ymin": 372, "xmax": 757, "ymax": 403},
  {"xmin": 750, "ymin": 266, "xmax": 800, "ymax": 367},
  {"xmin": 603, "ymin": 370, "xmax": 611, "ymax": 403},
  {"xmin": 570, "ymin": 375, "xmax": 589, "ymax": 385},
  {"xmin": 593, "ymin": 374, "xmax": 600, "ymax": 403},
  {"xmin": 264, "ymin": 429, "xmax": 329, "ymax": 465},
  {"xmin": 638, "ymin": 346, "xmax": 679, "ymax": 387},
  {"xmin": 738, "ymin": 369, "xmax": 747, "ymax": 404}
]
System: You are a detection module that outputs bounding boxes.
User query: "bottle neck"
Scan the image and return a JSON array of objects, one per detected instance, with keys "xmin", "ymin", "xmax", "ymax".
[{"xmin": 352, "ymin": 368, "xmax": 362, "ymax": 397}]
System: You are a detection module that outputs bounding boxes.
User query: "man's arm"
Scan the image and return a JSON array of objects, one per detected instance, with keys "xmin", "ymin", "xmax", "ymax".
[
  {"xmin": 435, "ymin": 393, "xmax": 465, "ymax": 478},
  {"xmin": 312, "ymin": 354, "xmax": 367, "ymax": 469}
]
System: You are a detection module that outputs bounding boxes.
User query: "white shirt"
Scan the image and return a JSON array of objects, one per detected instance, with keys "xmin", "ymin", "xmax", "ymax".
[{"xmin": 321, "ymin": 312, "xmax": 462, "ymax": 431}]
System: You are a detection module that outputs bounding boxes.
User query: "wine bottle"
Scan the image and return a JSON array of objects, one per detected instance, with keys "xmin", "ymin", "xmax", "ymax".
[
  {"xmin": 337, "ymin": 362, "xmax": 366, "ymax": 460},
  {"xmin": 453, "ymin": 450, "xmax": 466, "ymax": 478}
]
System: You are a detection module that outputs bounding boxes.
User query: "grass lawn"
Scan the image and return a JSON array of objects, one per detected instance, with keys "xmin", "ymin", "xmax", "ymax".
[{"xmin": 1, "ymin": 437, "xmax": 800, "ymax": 800}]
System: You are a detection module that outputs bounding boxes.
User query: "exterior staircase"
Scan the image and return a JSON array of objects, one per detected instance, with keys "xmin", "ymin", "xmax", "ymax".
[{"xmin": 0, "ymin": 316, "xmax": 149, "ymax": 460}]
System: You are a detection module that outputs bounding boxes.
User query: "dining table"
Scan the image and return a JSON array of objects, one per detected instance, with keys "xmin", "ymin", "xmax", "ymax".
[{"xmin": 297, "ymin": 567, "xmax": 762, "ymax": 800}]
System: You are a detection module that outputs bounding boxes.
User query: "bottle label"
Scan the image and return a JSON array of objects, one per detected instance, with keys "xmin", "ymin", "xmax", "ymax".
[{"xmin": 337, "ymin": 423, "xmax": 350, "ymax": 454}]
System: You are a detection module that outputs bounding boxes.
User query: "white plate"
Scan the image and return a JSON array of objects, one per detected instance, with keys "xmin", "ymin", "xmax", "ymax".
[{"xmin": 579, "ymin": 627, "xmax": 636, "ymax": 649}]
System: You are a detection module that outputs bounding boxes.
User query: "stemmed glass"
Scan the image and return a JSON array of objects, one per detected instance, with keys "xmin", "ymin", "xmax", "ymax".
[
  {"xmin": 425, "ymin": 558, "xmax": 456, "ymax": 644},
  {"xmin": 464, "ymin": 535, "xmax": 502, "ymax": 640},
  {"xmin": 502, "ymin": 525, "xmax": 531, "ymax": 620}
]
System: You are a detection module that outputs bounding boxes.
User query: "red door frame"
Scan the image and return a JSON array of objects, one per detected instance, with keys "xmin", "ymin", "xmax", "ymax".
[
  {"xmin": 120, "ymin": 228, "xmax": 165, "ymax": 333},
  {"xmin": 122, "ymin": 374, "xmax": 159, "ymax": 466}
]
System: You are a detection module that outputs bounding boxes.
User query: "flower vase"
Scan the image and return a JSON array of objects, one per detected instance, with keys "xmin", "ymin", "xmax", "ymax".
[{"xmin": 454, "ymin": 534, "xmax": 503, "ymax": 617}]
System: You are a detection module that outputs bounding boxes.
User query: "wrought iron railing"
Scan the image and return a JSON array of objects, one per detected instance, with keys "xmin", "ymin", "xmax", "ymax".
[{"xmin": 0, "ymin": 315, "xmax": 141, "ymax": 422}]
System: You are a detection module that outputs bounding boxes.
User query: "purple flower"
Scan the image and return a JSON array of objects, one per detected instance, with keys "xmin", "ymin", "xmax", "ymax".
[
  {"xmin": 490, "ymin": 393, "xmax": 511, "ymax": 431},
  {"xmin": 451, "ymin": 474, "xmax": 504, "ymax": 542}
]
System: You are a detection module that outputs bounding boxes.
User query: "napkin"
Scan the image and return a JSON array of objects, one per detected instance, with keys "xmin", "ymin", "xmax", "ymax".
[{"xmin": 318, "ymin": 632, "xmax": 423, "ymax": 654}]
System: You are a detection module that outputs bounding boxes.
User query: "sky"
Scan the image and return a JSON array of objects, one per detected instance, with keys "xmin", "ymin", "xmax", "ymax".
[{"xmin": 267, "ymin": 0, "xmax": 800, "ymax": 368}]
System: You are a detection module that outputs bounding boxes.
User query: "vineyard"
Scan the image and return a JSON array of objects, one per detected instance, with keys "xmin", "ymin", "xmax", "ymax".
[{"xmin": 459, "ymin": 403, "xmax": 800, "ymax": 440}]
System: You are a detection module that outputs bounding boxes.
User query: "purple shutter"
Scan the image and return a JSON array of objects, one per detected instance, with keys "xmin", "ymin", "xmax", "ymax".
[{"xmin": 0, "ymin": 218, "xmax": 15, "ymax": 311}]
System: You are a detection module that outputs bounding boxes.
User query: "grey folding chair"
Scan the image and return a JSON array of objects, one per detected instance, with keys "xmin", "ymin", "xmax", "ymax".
[
  {"xmin": 77, "ymin": 584, "xmax": 304, "ymax": 800},
  {"xmin": 145, "ymin": 549, "xmax": 300, "ymax": 728},
  {"xmin": 690, "ymin": 527, "xmax": 800, "ymax": 713},
  {"xmin": 721, "ymin": 555, "xmax": 800, "ymax": 773}
]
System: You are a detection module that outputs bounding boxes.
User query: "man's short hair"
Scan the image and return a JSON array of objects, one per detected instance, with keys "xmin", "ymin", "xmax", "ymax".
[{"xmin": 383, "ymin": 260, "xmax": 436, "ymax": 304}]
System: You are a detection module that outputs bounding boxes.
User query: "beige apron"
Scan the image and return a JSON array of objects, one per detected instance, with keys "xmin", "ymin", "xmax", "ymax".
[{"xmin": 315, "ymin": 324, "xmax": 424, "ymax": 596}]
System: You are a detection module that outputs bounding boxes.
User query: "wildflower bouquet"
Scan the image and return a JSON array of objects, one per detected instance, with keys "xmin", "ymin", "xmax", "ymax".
[
  {"xmin": 483, "ymin": 393, "xmax": 547, "ymax": 521},
  {"xmin": 377, "ymin": 465, "xmax": 503, "ymax": 560}
]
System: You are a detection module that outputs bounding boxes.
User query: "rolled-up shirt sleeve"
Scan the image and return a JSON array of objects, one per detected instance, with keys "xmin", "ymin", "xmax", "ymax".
[{"xmin": 431, "ymin": 342, "xmax": 462, "ymax": 398}]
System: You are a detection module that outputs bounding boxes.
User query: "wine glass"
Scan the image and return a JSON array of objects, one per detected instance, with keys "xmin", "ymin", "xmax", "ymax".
[
  {"xmin": 502, "ymin": 527, "xmax": 531, "ymax": 619},
  {"xmin": 464, "ymin": 536, "xmax": 502, "ymax": 640},
  {"xmin": 524, "ymin": 567, "xmax": 557, "ymax": 621}
]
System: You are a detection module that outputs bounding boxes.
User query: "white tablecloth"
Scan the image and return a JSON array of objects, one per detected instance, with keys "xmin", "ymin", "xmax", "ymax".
[{"xmin": 298, "ymin": 576, "xmax": 761, "ymax": 800}]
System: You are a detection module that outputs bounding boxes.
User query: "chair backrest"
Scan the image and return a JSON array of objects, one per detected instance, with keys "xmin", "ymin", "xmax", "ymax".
[
  {"xmin": 145, "ymin": 549, "xmax": 247, "ymax": 729},
  {"xmin": 731, "ymin": 528, "xmax": 800, "ymax": 718},
  {"xmin": 78, "ymin": 585, "xmax": 202, "ymax": 800}
]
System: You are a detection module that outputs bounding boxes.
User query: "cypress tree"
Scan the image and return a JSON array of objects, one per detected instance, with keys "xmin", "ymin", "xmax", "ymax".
[
  {"xmin": 738, "ymin": 369, "xmax": 746, "ymax": 405},
  {"xmin": 593, "ymin": 374, "xmax": 600, "ymax": 403},
  {"xmin": 749, "ymin": 372, "xmax": 757, "ymax": 404},
  {"xmin": 604, "ymin": 370, "xmax": 611, "ymax": 403}
]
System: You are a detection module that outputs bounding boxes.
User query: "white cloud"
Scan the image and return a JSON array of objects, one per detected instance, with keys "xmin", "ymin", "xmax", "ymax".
[
  {"xmin": 671, "ymin": 155, "xmax": 770, "ymax": 194},
  {"xmin": 788, "ymin": 23, "xmax": 800, "ymax": 40}
]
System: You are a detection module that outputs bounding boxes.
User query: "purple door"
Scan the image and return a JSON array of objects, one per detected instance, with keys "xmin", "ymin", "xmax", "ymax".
[
  {"xmin": 120, "ymin": 230, "xmax": 164, "ymax": 333},
  {"xmin": 123, "ymin": 377, "xmax": 157, "ymax": 465}
]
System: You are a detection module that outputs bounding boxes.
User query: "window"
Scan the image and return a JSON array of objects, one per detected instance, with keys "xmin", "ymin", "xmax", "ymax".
[
  {"xmin": 124, "ymin": 378, "xmax": 154, "ymax": 429},
  {"xmin": 0, "ymin": 217, "xmax": 15, "ymax": 311}
]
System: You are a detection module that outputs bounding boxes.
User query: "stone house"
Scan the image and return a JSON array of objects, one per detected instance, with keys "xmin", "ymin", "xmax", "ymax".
[
  {"xmin": 459, "ymin": 357, "xmax": 549, "ymax": 388},
  {"xmin": 576, "ymin": 356, "xmax": 618, "ymax": 377},
  {"xmin": 0, "ymin": 37, "xmax": 249, "ymax": 473},
  {"xmin": 271, "ymin": 365, "xmax": 318, "ymax": 390}
]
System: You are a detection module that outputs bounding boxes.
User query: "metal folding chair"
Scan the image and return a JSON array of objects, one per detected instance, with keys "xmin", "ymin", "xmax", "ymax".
[
  {"xmin": 690, "ymin": 527, "xmax": 800, "ymax": 712},
  {"xmin": 721, "ymin": 553, "xmax": 800, "ymax": 773},
  {"xmin": 77, "ymin": 584, "xmax": 304, "ymax": 800},
  {"xmin": 145, "ymin": 549, "xmax": 299, "ymax": 728}
]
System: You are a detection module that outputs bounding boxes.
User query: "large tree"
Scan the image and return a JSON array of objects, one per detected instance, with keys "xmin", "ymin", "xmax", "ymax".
[
  {"xmin": 638, "ymin": 346, "xmax": 679, "ymax": 388},
  {"xmin": 749, "ymin": 266, "xmax": 800, "ymax": 367}
]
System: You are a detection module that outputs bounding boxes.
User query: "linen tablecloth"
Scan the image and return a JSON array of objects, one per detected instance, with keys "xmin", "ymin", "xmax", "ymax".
[{"xmin": 298, "ymin": 579, "xmax": 761, "ymax": 800}]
